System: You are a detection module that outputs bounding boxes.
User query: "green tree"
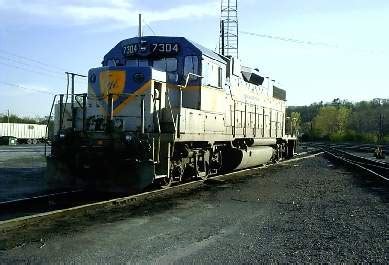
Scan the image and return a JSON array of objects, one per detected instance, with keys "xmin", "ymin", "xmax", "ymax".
[
  {"xmin": 288, "ymin": 98, "xmax": 389, "ymax": 143},
  {"xmin": 312, "ymin": 106, "xmax": 351, "ymax": 140},
  {"xmin": 290, "ymin": 112, "xmax": 301, "ymax": 136}
]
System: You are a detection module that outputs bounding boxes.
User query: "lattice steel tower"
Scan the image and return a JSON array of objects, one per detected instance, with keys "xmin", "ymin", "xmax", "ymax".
[{"xmin": 219, "ymin": 0, "xmax": 239, "ymax": 58}]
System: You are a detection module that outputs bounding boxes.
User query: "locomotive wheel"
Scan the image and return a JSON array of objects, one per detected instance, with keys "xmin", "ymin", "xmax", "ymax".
[
  {"xmin": 161, "ymin": 176, "xmax": 177, "ymax": 188},
  {"xmin": 161, "ymin": 161, "xmax": 183, "ymax": 188},
  {"xmin": 199, "ymin": 162, "xmax": 209, "ymax": 180},
  {"xmin": 271, "ymin": 144, "xmax": 282, "ymax": 163}
]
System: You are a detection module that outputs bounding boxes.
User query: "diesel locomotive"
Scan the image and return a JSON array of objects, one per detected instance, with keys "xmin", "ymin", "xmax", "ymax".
[{"xmin": 48, "ymin": 36, "xmax": 297, "ymax": 193}]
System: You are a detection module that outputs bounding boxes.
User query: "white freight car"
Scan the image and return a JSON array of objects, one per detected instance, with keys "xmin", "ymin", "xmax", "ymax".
[{"xmin": 0, "ymin": 123, "xmax": 47, "ymax": 144}]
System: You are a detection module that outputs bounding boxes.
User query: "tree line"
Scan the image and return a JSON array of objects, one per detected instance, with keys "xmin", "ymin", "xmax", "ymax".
[
  {"xmin": 0, "ymin": 114, "xmax": 47, "ymax": 124},
  {"xmin": 287, "ymin": 98, "xmax": 389, "ymax": 143}
]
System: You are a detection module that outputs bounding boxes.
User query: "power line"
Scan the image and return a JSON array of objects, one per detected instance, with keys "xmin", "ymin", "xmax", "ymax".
[
  {"xmin": 0, "ymin": 55, "xmax": 64, "ymax": 76},
  {"xmin": 0, "ymin": 48, "xmax": 68, "ymax": 72},
  {"xmin": 240, "ymin": 30, "xmax": 385, "ymax": 55},
  {"xmin": 240, "ymin": 31, "xmax": 338, "ymax": 48},
  {"xmin": 0, "ymin": 48, "xmax": 87, "ymax": 80},
  {"xmin": 0, "ymin": 60, "xmax": 87, "ymax": 97},
  {"xmin": 0, "ymin": 61, "xmax": 65, "ymax": 80},
  {"xmin": 0, "ymin": 80, "xmax": 59, "ymax": 95},
  {"xmin": 142, "ymin": 18, "xmax": 156, "ymax": 36},
  {"xmin": 0, "ymin": 54, "xmax": 88, "ymax": 82}
]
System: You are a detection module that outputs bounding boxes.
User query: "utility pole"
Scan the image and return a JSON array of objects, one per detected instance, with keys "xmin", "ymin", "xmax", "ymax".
[
  {"xmin": 7, "ymin": 109, "xmax": 9, "ymax": 123},
  {"xmin": 139, "ymin": 13, "xmax": 142, "ymax": 38},
  {"xmin": 374, "ymin": 98, "xmax": 385, "ymax": 159},
  {"xmin": 378, "ymin": 113, "xmax": 384, "ymax": 144},
  {"xmin": 219, "ymin": 0, "xmax": 239, "ymax": 58},
  {"xmin": 220, "ymin": 20, "xmax": 225, "ymax": 56},
  {"xmin": 377, "ymin": 98, "xmax": 384, "ymax": 145},
  {"xmin": 65, "ymin": 72, "xmax": 87, "ymax": 130}
]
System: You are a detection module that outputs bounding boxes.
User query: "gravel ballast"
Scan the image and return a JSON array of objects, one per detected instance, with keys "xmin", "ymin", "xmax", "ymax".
[{"xmin": 0, "ymin": 156, "xmax": 387, "ymax": 263}]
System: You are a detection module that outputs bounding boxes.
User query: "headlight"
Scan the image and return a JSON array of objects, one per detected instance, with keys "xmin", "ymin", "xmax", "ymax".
[
  {"xmin": 125, "ymin": 134, "xmax": 132, "ymax": 141},
  {"xmin": 89, "ymin": 72, "xmax": 96, "ymax": 83},
  {"xmin": 133, "ymin": 73, "xmax": 145, "ymax": 83}
]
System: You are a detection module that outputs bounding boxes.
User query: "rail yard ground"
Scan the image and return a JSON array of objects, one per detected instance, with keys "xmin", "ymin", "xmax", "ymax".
[
  {"xmin": 0, "ymin": 147, "xmax": 388, "ymax": 263},
  {"xmin": 0, "ymin": 145, "xmax": 48, "ymax": 202}
]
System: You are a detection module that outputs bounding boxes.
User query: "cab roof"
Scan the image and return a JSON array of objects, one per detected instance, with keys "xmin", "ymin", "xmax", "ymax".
[{"xmin": 103, "ymin": 36, "xmax": 227, "ymax": 66}]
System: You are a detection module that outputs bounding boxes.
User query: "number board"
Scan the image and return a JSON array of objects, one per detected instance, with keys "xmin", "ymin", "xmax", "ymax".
[
  {"xmin": 123, "ymin": 43, "xmax": 140, "ymax": 56},
  {"xmin": 122, "ymin": 43, "xmax": 180, "ymax": 57}
]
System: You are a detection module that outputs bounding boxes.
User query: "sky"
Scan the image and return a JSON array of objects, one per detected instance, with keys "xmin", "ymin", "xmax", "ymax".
[{"xmin": 0, "ymin": 0, "xmax": 388, "ymax": 117}]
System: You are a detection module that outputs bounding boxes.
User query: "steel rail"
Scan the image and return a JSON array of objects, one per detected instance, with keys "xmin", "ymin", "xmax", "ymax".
[
  {"xmin": 0, "ymin": 190, "xmax": 89, "ymax": 221},
  {"xmin": 331, "ymin": 148, "xmax": 389, "ymax": 168},
  {"xmin": 302, "ymin": 142, "xmax": 389, "ymax": 155},
  {"xmin": 323, "ymin": 148, "xmax": 389, "ymax": 182},
  {"xmin": 0, "ymin": 189, "xmax": 119, "ymax": 222},
  {"xmin": 0, "ymin": 190, "xmax": 84, "ymax": 209}
]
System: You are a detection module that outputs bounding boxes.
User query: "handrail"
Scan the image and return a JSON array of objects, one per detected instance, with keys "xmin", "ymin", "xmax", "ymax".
[
  {"xmin": 44, "ymin": 94, "xmax": 57, "ymax": 156},
  {"xmin": 165, "ymin": 89, "xmax": 176, "ymax": 131},
  {"xmin": 180, "ymin": 73, "xmax": 203, "ymax": 89}
]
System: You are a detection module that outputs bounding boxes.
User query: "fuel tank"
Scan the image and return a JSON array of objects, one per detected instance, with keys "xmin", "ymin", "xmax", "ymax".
[{"xmin": 221, "ymin": 146, "xmax": 275, "ymax": 171}]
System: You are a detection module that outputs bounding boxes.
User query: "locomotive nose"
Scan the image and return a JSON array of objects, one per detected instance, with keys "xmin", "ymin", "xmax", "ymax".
[
  {"xmin": 98, "ymin": 69, "xmax": 127, "ymax": 100},
  {"xmin": 89, "ymin": 66, "xmax": 151, "ymax": 99},
  {"xmin": 88, "ymin": 66, "xmax": 153, "ymax": 118}
]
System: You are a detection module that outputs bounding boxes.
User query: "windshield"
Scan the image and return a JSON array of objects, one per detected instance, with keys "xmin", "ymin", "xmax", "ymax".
[
  {"xmin": 124, "ymin": 58, "xmax": 178, "ymax": 72},
  {"xmin": 152, "ymin": 58, "xmax": 177, "ymax": 72},
  {"xmin": 126, "ymin": 59, "xmax": 149, "ymax": 67}
]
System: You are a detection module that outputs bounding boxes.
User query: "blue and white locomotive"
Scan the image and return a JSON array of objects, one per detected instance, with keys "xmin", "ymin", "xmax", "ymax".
[{"xmin": 50, "ymin": 36, "xmax": 297, "ymax": 193}]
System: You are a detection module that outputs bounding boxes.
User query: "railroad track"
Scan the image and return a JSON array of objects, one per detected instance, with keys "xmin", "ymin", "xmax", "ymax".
[
  {"xmin": 302, "ymin": 142, "xmax": 389, "ymax": 155},
  {"xmin": 0, "ymin": 151, "xmax": 321, "ymax": 232},
  {"xmin": 0, "ymin": 190, "xmax": 116, "ymax": 221},
  {"xmin": 323, "ymin": 147, "xmax": 389, "ymax": 182}
]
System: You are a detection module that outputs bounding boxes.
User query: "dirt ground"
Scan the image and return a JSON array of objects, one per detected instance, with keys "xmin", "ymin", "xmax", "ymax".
[{"xmin": 0, "ymin": 155, "xmax": 387, "ymax": 263}]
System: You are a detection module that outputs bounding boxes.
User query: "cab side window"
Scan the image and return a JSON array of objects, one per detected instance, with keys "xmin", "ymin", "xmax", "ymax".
[
  {"xmin": 183, "ymin": 56, "xmax": 199, "ymax": 80},
  {"xmin": 203, "ymin": 60, "xmax": 223, "ymax": 88},
  {"xmin": 218, "ymin": 67, "xmax": 223, "ymax": 87},
  {"xmin": 153, "ymin": 58, "xmax": 177, "ymax": 72},
  {"xmin": 126, "ymin": 59, "xmax": 149, "ymax": 67},
  {"xmin": 153, "ymin": 58, "xmax": 178, "ymax": 83}
]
